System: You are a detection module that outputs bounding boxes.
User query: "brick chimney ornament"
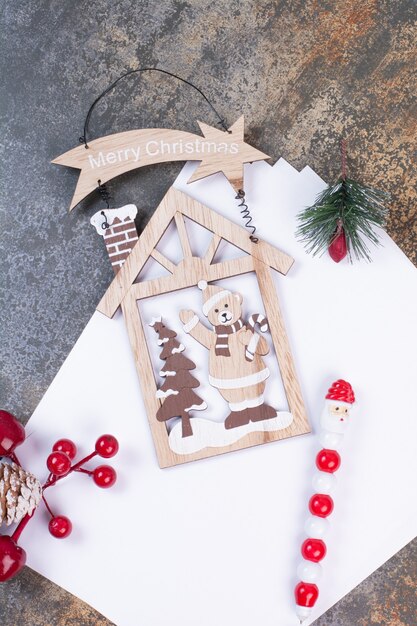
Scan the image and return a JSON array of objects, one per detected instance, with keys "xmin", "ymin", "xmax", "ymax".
[
  {"xmin": 0, "ymin": 409, "xmax": 119, "ymax": 582},
  {"xmin": 90, "ymin": 204, "xmax": 139, "ymax": 273}
]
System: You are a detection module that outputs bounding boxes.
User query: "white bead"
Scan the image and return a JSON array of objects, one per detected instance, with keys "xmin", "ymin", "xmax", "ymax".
[
  {"xmin": 297, "ymin": 560, "xmax": 323, "ymax": 583},
  {"xmin": 312, "ymin": 471, "xmax": 337, "ymax": 493},
  {"xmin": 319, "ymin": 430, "xmax": 344, "ymax": 450},
  {"xmin": 304, "ymin": 515, "xmax": 329, "ymax": 538},
  {"xmin": 296, "ymin": 605, "xmax": 311, "ymax": 621}
]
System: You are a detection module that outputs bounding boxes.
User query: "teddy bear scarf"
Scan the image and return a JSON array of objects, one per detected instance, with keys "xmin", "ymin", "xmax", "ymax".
[{"xmin": 214, "ymin": 318, "xmax": 245, "ymax": 356}]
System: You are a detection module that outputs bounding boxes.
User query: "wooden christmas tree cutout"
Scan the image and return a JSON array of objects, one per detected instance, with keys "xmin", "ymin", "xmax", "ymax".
[
  {"xmin": 150, "ymin": 317, "xmax": 207, "ymax": 438},
  {"xmin": 94, "ymin": 187, "xmax": 310, "ymax": 468}
]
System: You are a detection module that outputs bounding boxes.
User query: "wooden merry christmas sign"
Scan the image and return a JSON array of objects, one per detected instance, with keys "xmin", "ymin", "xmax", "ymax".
[
  {"xmin": 92, "ymin": 187, "xmax": 310, "ymax": 468},
  {"xmin": 53, "ymin": 116, "xmax": 268, "ymax": 210}
]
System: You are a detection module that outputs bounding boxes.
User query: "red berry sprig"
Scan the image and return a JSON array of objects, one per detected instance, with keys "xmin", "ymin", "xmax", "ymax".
[
  {"xmin": 0, "ymin": 410, "xmax": 121, "ymax": 581},
  {"xmin": 42, "ymin": 434, "xmax": 119, "ymax": 538}
]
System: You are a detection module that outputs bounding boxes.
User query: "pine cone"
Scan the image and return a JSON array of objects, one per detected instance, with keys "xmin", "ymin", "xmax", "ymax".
[{"xmin": 0, "ymin": 462, "xmax": 42, "ymax": 526}]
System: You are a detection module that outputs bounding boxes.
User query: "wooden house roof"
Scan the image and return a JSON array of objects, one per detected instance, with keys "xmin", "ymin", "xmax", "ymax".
[{"xmin": 97, "ymin": 187, "xmax": 294, "ymax": 318}]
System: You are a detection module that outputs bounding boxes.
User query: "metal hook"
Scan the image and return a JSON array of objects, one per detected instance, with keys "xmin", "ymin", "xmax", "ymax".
[{"xmin": 100, "ymin": 210, "xmax": 110, "ymax": 230}]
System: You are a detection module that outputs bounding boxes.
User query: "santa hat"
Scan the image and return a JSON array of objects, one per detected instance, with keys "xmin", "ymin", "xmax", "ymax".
[
  {"xmin": 198, "ymin": 280, "xmax": 232, "ymax": 317},
  {"xmin": 325, "ymin": 379, "xmax": 355, "ymax": 404}
]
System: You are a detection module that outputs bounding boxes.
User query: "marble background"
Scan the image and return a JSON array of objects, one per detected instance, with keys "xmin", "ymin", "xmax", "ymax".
[{"xmin": 0, "ymin": 1, "xmax": 416, "ymax": 624}]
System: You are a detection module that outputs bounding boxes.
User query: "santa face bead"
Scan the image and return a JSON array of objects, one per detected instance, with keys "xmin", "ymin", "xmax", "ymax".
[
  {"xmin": 297, "ymin": 560, "xmax": 323, "ymax": 584},
  {"xmin": 318, "ymin": 430, "xmax": 344, "ymax": 450},
  {"xmin": 309, "ymin": 493, "xmax": 334, "ymax": 518},
  {"xmin": 304, "ymin": 515, "xmax": 329, "ymax": 538},
  {"xmin": 312, "ymin": 471, "xmax": 336, "ymax": 493},
  {"xmin": 301, "ymin": 538, "xmax": 327, "ymax": 562},
  {"xmin": 316, "ymin": 449, "xmax": 341, "ymax": 473},
  {"xmin": 320, "ymin": 401, "xmax": 350, "ymax": 434}
]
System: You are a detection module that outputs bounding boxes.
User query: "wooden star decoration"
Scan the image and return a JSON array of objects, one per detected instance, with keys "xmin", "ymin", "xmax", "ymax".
[{"xmin": 186, "ymin": 116, "xmax": 269, "ymax": 190}]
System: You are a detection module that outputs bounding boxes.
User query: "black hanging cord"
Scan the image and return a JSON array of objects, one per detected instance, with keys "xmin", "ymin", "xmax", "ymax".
[
  {"xmin": 79, "ymin": 68, "xmax": 229, "ymax": 148},
  {"xmin": 235, "ymin": 189, "xmax": 258, "ymax": 243}
]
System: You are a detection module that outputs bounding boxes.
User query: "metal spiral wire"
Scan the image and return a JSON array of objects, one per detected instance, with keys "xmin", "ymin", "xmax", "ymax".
[
  {"xmin": 235, "ymin": 189, "xmax": 258, "ymax": 243},
  {"xmin": 97, "ymin": 179, "xmax": 111, "ymax": 209}
]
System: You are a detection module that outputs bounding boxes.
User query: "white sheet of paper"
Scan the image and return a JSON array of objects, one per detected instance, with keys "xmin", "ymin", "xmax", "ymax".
[{"xmin": 17, "ymin": 159, "xmax": 417, "ymax": 626}]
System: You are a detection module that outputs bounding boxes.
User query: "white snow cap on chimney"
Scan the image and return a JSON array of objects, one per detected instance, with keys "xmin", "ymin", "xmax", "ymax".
[{"xmin": 90, "ymin": 204, "xmax": 138, "ymax": 236}]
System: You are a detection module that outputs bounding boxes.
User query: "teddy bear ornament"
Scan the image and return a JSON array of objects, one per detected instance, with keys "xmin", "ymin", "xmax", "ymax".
[{"xmin": 149, "ymin": 278, "xmax": 297, "ymax": 458}]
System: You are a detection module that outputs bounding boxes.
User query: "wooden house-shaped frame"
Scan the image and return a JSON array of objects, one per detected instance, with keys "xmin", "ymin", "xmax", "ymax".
[{"xmin": 97, "ymin": 187, "xmax": 310, "ymax": 467}]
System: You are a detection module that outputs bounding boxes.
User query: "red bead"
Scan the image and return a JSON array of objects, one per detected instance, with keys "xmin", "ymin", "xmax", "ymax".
[
  {"xmin": 301, "ymin": 538, "xmax": 327, "ymax": 562},
  {"xmin": 316, "ymin": 449, "xmax": 341, "ymax": 473},
  {"xmin": 53, "ymin": 438, "xmax": 77, "ymax": 460},
  {"xmin": 309, "ymin": 493, "xmax": 334, "ymax": 518},
  {"xmin": 46, "ymin": 451, "xmax": 72, "ymax": 476},
  {"xmin": 49, "ymin": 516, "xmax": 72, "ymax": 539},
  {"xmin": 294, "ymin": 581, "xmax": 319, "ymax": 608},
  {"xmin": 0, "ymin": 535, "xmax": 27, "ymax": 582},
  {"xmin": 95, "ymin": 434, "xmax": 119, "ymax": 458},
  {"xmin": 93, "ymin": 465, "xmax": 117, "ymax": 488},
  {"xmin": 0, "ymin": 410, "xmax": 26, "ymax": 456},
  {"xmin": 328, "ymin": 228, "xmax": 347, "ymax": 263}
]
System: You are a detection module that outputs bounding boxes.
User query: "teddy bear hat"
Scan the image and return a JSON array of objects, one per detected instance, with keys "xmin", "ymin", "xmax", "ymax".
[{"xmin": 198, "ymin": 280, "xmax": 233, "ymax": 317}]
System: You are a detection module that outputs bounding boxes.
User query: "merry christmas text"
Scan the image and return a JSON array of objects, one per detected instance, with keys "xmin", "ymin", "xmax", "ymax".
[{"xmin": 88, "ymin": 139, "xmax": 239, "ymax": 169}]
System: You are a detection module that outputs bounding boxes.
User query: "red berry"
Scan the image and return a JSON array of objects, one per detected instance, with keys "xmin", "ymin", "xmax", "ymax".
[
  {"xmin": 328, "ymin": 228, "xmax": 347, "ymax": 263},
  {"xmin": 0, "ymin": 535, "xmax": 27, "ymax": 582},
  {"xmin": 93, "ymin": 465, "xmax": 117, "ymax": 488},
  {"xmin": 294, "ymin": 581, "xmax": 319, "ymax": 608},
  {"xmin": 316, "ymin": 449, "xmax": 341, "ymax": 473},
  {"xmin": 0, "ymin": 410, "xmax": 26, "ymax": 456},
  {"xmin": 95, "ymin": 434, "xmax": 119, "ymax": 458},
  {"xmin": 49, "ymin": 516, "xmax": 72, "ymax": 539},
  {"xmin": 53, "ymin": 438, "xmax": 77, "ymax": 460},
  {"xmin": 47, "ymin": 451, "xmax": 72, "ymax": 476},
  {"xmin": 301, "ymin": 538, "xmax": 327, "ymax": 562},
  {"xmin": 309, "ymin": 493, "xmax": 334, "ymax": 518}
]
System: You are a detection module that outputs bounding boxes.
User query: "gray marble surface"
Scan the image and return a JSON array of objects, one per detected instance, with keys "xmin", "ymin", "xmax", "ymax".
[{"xmin": 1, "ymin": 1, "xmax": 416, "ymax": 624}]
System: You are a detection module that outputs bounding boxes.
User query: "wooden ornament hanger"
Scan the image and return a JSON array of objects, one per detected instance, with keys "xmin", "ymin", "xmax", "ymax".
[
  {"xmin": 52, "ymin": 69, "xmax": 270, "ymax": 210},
  {"xmin": 52, "ymin": 115, "xmax": 269, "ymax": 210}
]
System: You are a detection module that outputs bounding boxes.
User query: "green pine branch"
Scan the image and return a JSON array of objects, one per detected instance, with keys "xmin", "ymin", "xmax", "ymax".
[{"xmin": 296, "ymin": 177, "xmax": 390, "ymax": 262}]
